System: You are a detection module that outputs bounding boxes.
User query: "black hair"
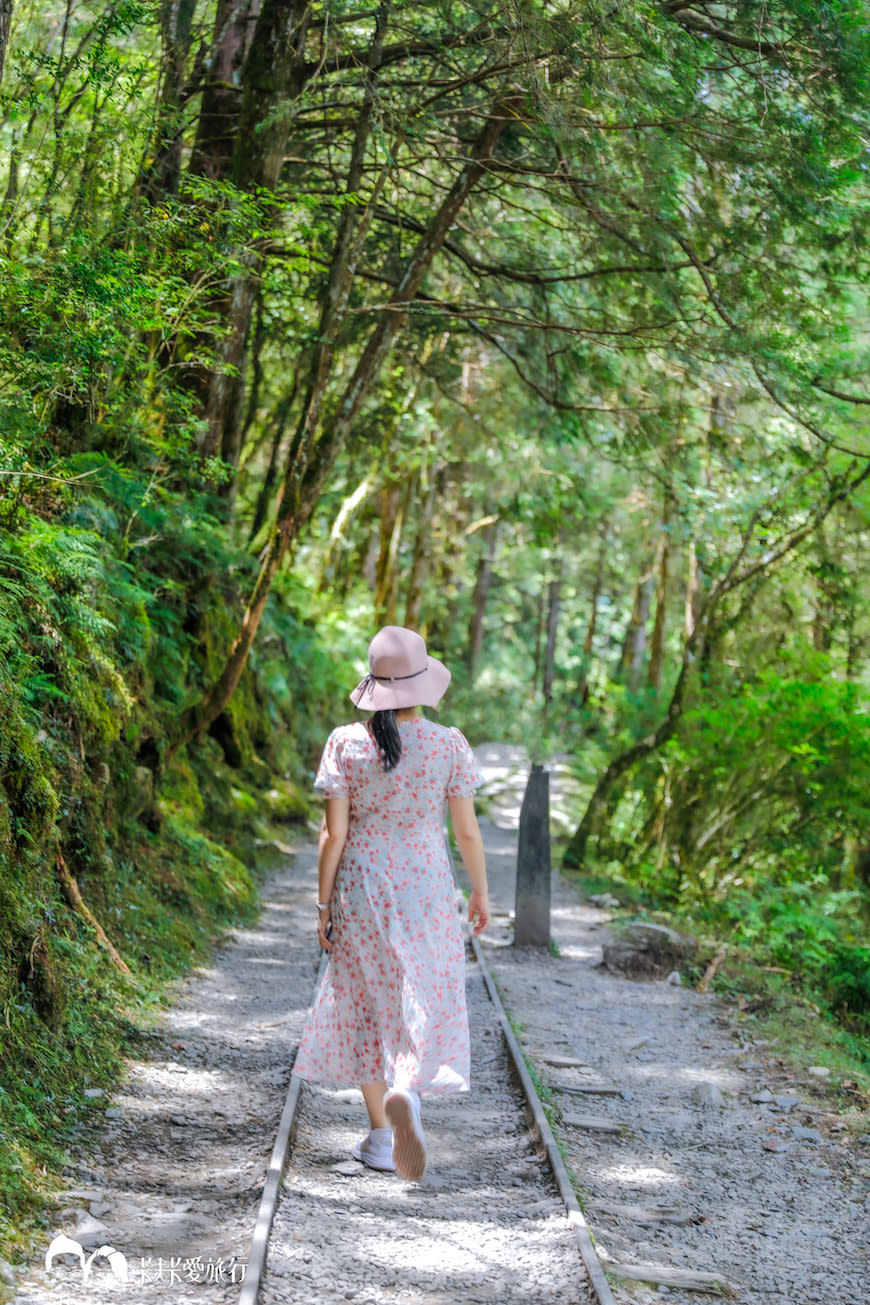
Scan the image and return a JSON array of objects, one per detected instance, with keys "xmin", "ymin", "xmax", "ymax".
[{"xmin": 370, "ymin": 709, "xmax": 402, "ymax": 771}]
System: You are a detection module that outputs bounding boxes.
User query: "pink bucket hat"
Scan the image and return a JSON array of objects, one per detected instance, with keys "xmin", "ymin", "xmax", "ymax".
[{"xmin": 350, "ymin": 626, "xmax": 451, "ymax": 711}]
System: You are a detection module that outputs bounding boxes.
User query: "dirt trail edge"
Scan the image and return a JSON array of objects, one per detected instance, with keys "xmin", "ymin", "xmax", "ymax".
[
  {"xmin": 475, "ymin": 744, "xmax": 869, "ymax": 1305},
  {"xmin": 16, "ymin": 848, "xmax": 321, "ymax": 1304}
]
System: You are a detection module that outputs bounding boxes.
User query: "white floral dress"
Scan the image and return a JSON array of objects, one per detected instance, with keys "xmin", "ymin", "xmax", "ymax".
[{"xmin": 291, "ymin": 717, "xmax": 483, "ymax": 1095}]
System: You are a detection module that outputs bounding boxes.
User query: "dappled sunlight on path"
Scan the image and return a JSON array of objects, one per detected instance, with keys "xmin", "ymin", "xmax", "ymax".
[{"xmin": 470, "ymin": 742, "xmax": 868, "ymax": 1305}]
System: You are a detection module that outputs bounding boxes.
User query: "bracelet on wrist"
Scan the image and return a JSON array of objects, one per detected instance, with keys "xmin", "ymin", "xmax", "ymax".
[{"xmin": 315, "ymin": 898, "xmax": 331, "ymax": 911}]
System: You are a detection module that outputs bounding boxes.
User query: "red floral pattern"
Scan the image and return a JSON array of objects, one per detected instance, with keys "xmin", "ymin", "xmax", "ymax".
[{"xmin": 291, "ymin": 718, "xmax": 483, "ymax": 1095}]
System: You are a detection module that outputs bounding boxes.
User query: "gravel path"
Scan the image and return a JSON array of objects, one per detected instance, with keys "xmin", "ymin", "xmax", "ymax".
[
  {"xmin": 475, "ymin": 746, "xmax": 870, "ymax": 1305},
  {"xmin": 263, "ymin": 955, "xmax": 591, "ymax": 1305},
  {"xmin": 13, "ymin": 741, "xmax": 868, "ymax": 1305},
  {"xmin": 16, "ymin": 827, "xmax": 593, "ymax": 1304},
  {"xmin": 16, "ymin": 848, "xmax": 320, "ymax": 1303}
]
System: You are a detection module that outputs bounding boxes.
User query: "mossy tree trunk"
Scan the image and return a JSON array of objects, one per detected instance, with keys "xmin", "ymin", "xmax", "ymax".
[
  {"xmin": 139, "ymin": 0, "xmax": 198, "ymax": 204},
  {"xmin": 577, "ymin": 524, "xmax": 607, "ymax": 704},
  {"xmin": 188, "ymin": 0, "xmax": 258, "ymax": 184},
  {"xmin": 647, "ymin": 493, "xmax": 673, "ymax": 692},
  {"xmin": 619, "ymin": 550, "xmax": 655, "ymax": 689},
  {"xmin": 543, "ymin": 557, "xmax": 563, "ymax": 705},
  {"xmin": 193, "ymin": 0, "xmax": 313, "ymax": 478},
  {"xmin": 404, "ymin": 480, "xmax": 436, "ymax": 628},
  {"xmin": 0, "ymin": 0, "xmax": 13, "ymax": 85},
  {"xmin": 563, "ymin": 621, "xmax": 707, "ymax": 869}
]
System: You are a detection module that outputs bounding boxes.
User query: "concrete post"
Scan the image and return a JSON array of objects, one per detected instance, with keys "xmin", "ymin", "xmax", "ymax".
[{"xmin": 514, "ymin": 763, "xmax": 551, "ymax": 947}]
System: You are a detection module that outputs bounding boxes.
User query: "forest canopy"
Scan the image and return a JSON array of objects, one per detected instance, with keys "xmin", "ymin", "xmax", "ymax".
[{"xmin": 1, "ymin": 0, "xmax": 870, "ymax": 1251}]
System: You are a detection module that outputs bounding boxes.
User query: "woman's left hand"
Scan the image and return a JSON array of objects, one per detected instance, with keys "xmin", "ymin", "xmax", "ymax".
[
  {"xmin": 317, "ymin": 907, "xmax": 333, "ymax": 952},
  {"xmin": 467, "ymin": 889, "xmax": 490, "ymax": 936}
]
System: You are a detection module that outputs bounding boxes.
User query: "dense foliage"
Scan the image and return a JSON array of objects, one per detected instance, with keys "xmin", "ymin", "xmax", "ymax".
[{"xmin": 1, "ymin": 0, "xmax": 870, "ymax": 1257}]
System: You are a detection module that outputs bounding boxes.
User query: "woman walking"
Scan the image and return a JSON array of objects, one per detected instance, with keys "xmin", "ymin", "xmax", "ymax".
[{"xmin": 290, "ymin": 626, "xmax": 489, "ymax": 1181}]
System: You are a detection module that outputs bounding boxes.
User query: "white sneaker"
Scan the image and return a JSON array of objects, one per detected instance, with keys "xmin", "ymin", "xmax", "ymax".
[
  {"xmin": 384, "ymin": 1088, "xmax": 426, "ymax": 1180},
  {"xmin": 351, "ymin": 1127, "xmax": 396, "ymax": 1172}
]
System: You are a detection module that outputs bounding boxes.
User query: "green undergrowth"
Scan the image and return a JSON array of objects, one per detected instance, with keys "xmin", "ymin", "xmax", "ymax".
[
  {"xmin": 0, "ymin": 453, "xmax": 348, "ymax": 1263},
  {"xmin": 702, "ymin": 950, "xmax": 870, "ymax": 1098},
  {"xmin": 557, "ymin": 660, "xmax": 870, "ymax": 1080},
  {"xmin": 559, "ymin": 851, "xmax": 870, "ymax": 1096}
]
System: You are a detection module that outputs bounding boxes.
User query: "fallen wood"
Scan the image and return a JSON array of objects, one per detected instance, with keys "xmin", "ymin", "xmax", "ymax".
[
  {"xmin": 697, "ymin": 944, "xmax": 727, "ymax": 994},
  {"xmin": 560, "ymin": 1111, "xmax": 623, "ymax": 1134},
  {"xmin": 606, "ymin": 1262, "xmax": 735, "ymax": 1294},
  {"xmin": 553, "ymin": 1083, "xmax": 624, "ymax": 1098},
  {"xmin": 541, "ymin": 1054, "xmax": 591, "ymax": 1068},
  {"xmin": 593, "ymin": 1200, "xmax": 699, "ymax": 1226},
  {"xmin": 56, "ymin": 850, "xmax": 132, "ymax": 975}
]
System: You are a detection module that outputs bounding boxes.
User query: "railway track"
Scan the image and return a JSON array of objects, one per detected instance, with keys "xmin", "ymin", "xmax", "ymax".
[
  {"xmin": 20, "ymin": 830, "xmax": 611, "ymax": 1305},
  {"xmin": 19, "ymin": 749, "xmax": 865, "ymax": 1305},
  {"xmin": 238, "ymin": 925, "xmax": 614, "ymax": 1305}
]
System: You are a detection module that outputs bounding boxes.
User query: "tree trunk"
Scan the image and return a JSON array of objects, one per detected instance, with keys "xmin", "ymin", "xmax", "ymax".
[
  {"xmin": 404, "ymin": 481, "xmax": 435, "ymax": 628},
  {"xmin": 188, "ymin": 0, "xmax": 259, "ymax": 184},
  {"xmin": 0, "ymin": 0, "xmax": 13, "ymax": 86},
  {"xmin": 180, "ymin": 0, "xmax": 278, "ymax": 453},
  {"xmin": 362, "ymin": 531, "xmax": 379, "ymax": 594},
  {"xmin": 426, "ymin": 468, "xmax": 470, "ymax": 654},
  {"xmin": 195, "ymin": 0, "xmax": 313, "ymax": 475},
  {"xmin": 468, "ymin": 520, "xmax": 498, "ymax": 681},
  {"xmin": 175, "ymin": 95, "xmax": 525, "ymax": 746},
  {"xmin": 242, "ymin": 3, "xmax": 394, "ymax": 495},
  {"xmin": 56, "ymin": 851, "xmax": 131, "ymax": 975},
  {"xmin": 140, "ymin": 0, "xmax": 198, "ymax": 203},
  {"xmin": 619, "ymin": 558, "xmax": 655, "ymax": 689},
  {"xmin": 543, "ymin": 562, "xmax": 563, "ymax": 704},
  {"xmin": 373, "ymin": 483, "xmax": 405, "ymax": 625},
  {"xmin": 646, "ymin": 495, "xmax": 672, "ymax": 691},
  {"xmin": 811, "ymin": 584, "xmax": 833, "ymax": 652},
  {"xmin": 845, "ymin": 619, "xmax": 862, "ymax": 682},
  {"xmin": 563, "ymin": 618, "xmax": 708, "ymax": 868},
  {"xmin": 577, "ymin": 525, "xmax": 607, "ymax": 702},
  {"xmin": 247, "ymin": 383, "xmax": 298, "ymax": 545},
  {"xmin": 684, "ymin": 539, "xmax": 701, "ymax": 639}
]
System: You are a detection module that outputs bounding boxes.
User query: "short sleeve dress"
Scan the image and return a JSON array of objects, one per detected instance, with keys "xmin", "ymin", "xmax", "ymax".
[{"xmin": 290, "ymin": 716, "xmax": 483, "ymax": 1096}]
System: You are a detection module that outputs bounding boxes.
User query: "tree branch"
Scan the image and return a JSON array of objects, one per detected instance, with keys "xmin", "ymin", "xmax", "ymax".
[
  {"xmin": 662, "ymin": 5, "xmax": 785, "ymax": 56},
  {"xmin": 370, "ymin": 204, "xmax": 697, "ymax": 284},
  {"xmin": 811, "ymin": 379, "xmax": 870, "ymax": 405}
]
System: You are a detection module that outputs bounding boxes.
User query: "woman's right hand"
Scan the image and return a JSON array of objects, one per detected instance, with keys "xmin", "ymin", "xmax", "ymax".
[
  {"xmin": 317, "ymin": 907, "xmax": 333, "ymax": 952},
  {"xmin": 467, "ymin": 889, "xmax": 490, "ymax": 936}
]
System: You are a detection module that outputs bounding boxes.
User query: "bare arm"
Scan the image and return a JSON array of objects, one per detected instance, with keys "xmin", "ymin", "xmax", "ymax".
[
  {"xmin": 317, "ymin": 796, "xmax": 349, "ymax": 951},
  {"xmin": 448, "ymin": 794, "xmax": 489, "ymax": 935}
]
